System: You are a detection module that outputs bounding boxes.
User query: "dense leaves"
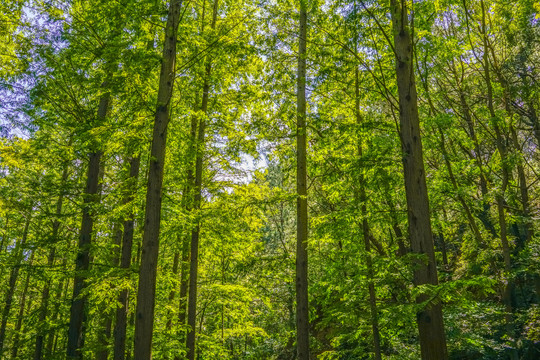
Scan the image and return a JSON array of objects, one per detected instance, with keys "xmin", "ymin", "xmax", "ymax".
[{"xmin": 0, "ymin": 0, "xmax": 539, "ymax": 359}]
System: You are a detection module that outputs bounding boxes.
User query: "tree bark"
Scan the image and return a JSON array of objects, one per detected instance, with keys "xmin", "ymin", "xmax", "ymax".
[
  {"xmin": 390, "ymin": 1, "xmax": 448, "ymax": 359},
  {"xmin": 177, "ymin": 96, "xmax": 200, "ymax": 356},
  {"xmin": 185, "ymin": 1, "xmax": 218, "ymax": 359},
  {"xmin": 133, "ymin": 0, "xmax": 182, "ymax": 358},
  {"xmin": 11, "ymin": 251, "xmax": 34, "ymax": 359},
  {"xmin": 96, "ymin": 223, "xmax": 123, "ymax": 360},
  {"xmin": 113, "ymin": 156, "xmax": 140, "ymax": 360},
  {"xmin": 46, "ymin": 260, "xmax": 69, "ymax": 358},
  {"xmin": 0, "ymin": 212, "xmax": 31, "ymax": 358},
  {"xmin": 35, "ymin": 161, "xmax": 68, "ymax": 360},
  {"xmin": 296, "ymin": 1, "xmax": 309, "ymax": 359},
  {"xmin": 355, "ymin": 67, "xmax": 382, "ymax": 360}
]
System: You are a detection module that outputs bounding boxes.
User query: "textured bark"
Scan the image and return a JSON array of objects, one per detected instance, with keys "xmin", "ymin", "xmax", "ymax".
[
  {"xmin": 113, "ymin": 156, "xmax": 140, "ymax": 360},
  {"xmin": 133, "ymin": 0, "xmax": 182, "ymax": 358},
  {"xmin": 390, "ymin": 1, "xmax": 448, "ymax": 359},
  {"xmin": 296, "ymin": 1, "xmax": 309, "ymax": 359},
  {"xmin": 0, "ymin": 213, "xmax": 31, "ymax": 358}
]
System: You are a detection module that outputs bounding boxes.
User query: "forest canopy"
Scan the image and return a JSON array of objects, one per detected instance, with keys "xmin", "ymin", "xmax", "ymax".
[{"xmin": 0, "ymin": 0, "xmax": 539, "ymax": 359}]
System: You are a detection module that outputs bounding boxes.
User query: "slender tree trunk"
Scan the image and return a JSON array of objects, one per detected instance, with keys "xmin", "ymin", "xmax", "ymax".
[
  {"xmin": 177, "ymin": 221, "xmax": 191, "ymax": 343},
  {"xmin": 34, "ymin": 247, "xmax": 56, "ymax": 360},
  {"xmin": 296, "ymin": 1, "xmax": 309, "ymax": 359},
  {"xmin": 173, "ymin": 96, "xmax": 200, "ymax": 358},
  {"xmin": 113, "ymin": 156, "xmax": 140, "ymax": 360},
  {"xmin": 133, "ymin": 0, "xmax": 182, "ymax": 357},
  {"xmin": 0, "ymin": 213, "xmax": 31, "ymax": 358},
  {"xmin": 35, "ymin": 162, "xmax": 69, "ymax": 360},
  {"xmin": 11, "ymin": 251, "xmax": 34, "ymax": 359},
  {"xmin": 96, "ymin": 223, "xmax": 123, "ymax": 360},
  {"xmin": 66, "ymin": 86, "xmax": 109, "ymax": 358},
  {"xmin": 177, "ymin": 97, "xmax": 200, "ymax": 356},
  {"xmin": 174, "ymin": 194, "xmax": 193, "ymax": 360},
  {"xmin": 46, "ymin": 261, "xmax": 68, "ymax": 358},
  {"xmin": 355, "ymin": 68, "xmax": 382, "ymax": 360},
  {"xmin": 390, "ymin": 1, "xmax": 448, "ymax": 359},
  {"xmin": 186, "ymin": 2, "xmax": 218, "ymax": 359}
]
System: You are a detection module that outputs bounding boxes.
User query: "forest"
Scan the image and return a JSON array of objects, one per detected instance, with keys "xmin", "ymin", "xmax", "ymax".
[{"xmin": 0, "ymin": 0, "xmax": 539, "ymax": 359}]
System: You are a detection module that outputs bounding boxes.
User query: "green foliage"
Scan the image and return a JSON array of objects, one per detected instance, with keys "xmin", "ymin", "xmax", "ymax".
[{"xmin": 0, "ymin": 0, "xmax": 539, "ymax": 359}]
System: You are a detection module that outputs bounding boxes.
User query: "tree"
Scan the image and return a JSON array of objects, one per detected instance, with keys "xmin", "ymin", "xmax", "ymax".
[
  {"xmin": 389, "ymin": 0, "xmax": 449, "ymax": 358},
  {"xmin": 295, "ymin": 0, "xmax": 310, "ymax": 359},
  {"xmin": 133, "ymin": 0, "xmax": 183, "ymax": 358}
]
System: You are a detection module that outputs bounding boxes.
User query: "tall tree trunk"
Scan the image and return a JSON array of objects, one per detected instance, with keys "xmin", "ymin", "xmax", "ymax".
[
  {"xmin": 133, "ymin": 0, "xmax": 182, "ymax": 357},
  {"xmin": 177, "ymin": 96, "xmax": 200, "ymax": 356},
  {"xmin": 175, "ymin": 91, "xmax": 201, "ymax": 357},
  {"xmin": 0, "ymin": 212, "xmax": 31, "ymax": 358},
  {"xmin": 390, "ymin": 1, "xmax": 448, "ymax": 359},
  {"xmin": 35, "ymin": 162, "xmax": 69, "ymax": 360},
  {"xmin": 10, "ymin": 251, "xmax": 34, "ymax": 359},
  {"xmin": 113, "ymin": 156, "xmax": 140, "ymax": 360},
  {"xmin": 174, "ymin": 183, "xmax": 195, "ymax": 360},
  {"xmin": 66, "ymin": 89, "xmax": 109, "ymax": 358},
  {"xmin": 355, "ymin": 67, "xmax": 382, "ymax": 360},
  {"xmin": 96, "ymin": 222, "xmax": 123, "ymax": 360},
  {"xmin": 177, "ymin": 216, "xmax": 191, "ymax": 348},
  {"xmin": 186, "ymin": 2, "xmax": 218, "ymax": 359},
  {"xmin": 296, "ymin": 1, "xmax": 309, "ymax": 359},
  {"xmin": 46, "ymin": 260, "xmax": 69, "ymax": 358}
]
